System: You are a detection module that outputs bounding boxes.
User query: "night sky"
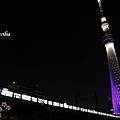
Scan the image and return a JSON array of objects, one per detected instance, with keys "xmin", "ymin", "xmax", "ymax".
[{"xmin": 0, "ymin": 0, "xmax": 120, "ymax": 112}]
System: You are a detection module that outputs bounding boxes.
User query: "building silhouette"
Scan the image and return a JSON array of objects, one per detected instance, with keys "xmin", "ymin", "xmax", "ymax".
[{"xmin": 0, "ymin": 86, "xmax": 119, "ymax": 119}]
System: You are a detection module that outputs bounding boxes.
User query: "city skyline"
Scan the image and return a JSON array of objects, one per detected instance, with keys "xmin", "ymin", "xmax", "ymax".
[{"xmin": 0, "ymin": 0, "xmax": 120, "ymax": 112}]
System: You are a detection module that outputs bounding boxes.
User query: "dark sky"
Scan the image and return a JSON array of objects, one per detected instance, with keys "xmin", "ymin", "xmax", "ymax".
[{"xmin": 0, "ymin": 0, "xmax": 120, "ymax": 112}]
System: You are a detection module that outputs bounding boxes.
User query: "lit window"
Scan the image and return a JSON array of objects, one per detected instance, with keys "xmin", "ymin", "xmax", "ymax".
[
  {"xmin": 59, "ymin": 103, "xmax": 64, "ymax": 108},
  {"xmin": 69, "ymin": 105, "xmax": 73, "ymax": 109},
  {"xmin": 64, "ymin": 103, "xmax": 68, "ymax": 108},
  {"xmin": 48, "ymin": 101, "xmax": 52, "ymax": 105},
  {"xmin": 42, "ymin": 99, "xmax": 47, "ymax": 104},
  {"xmin": 32, "ymin": 97, "xmax": 37, "ymax": 102},
  {"xmin": 1, "ymin": 90, "xmax": 13, "ymax": 97},
  {"xmin": 22, "ymin": 94, "xmax": 31, "ymax": 101},
  {"xmin": 38, "ymin": 98, "xmax": 44, "ymax": 104},
  {"xmin": 73, "ymin": 106, "xmax": 77, "ymax": 110},
  {"xmin": 14, "ymin": 93, "xmax": 21, "ymax": 99},
  {"xmin": 53, "ymin": 102, "xmax": 59, "ymax": 107}
]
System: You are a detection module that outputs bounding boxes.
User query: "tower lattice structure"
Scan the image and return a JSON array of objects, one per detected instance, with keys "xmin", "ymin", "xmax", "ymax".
[
  {"xmin": 97, "ymin": 0, "xmax": 120, "ymax": 115},
  {"xmin": 99, "ymin": 6, "xmax": 120, "ymax": 115}
]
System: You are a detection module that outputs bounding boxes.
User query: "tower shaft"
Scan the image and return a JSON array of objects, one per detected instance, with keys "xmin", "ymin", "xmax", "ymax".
[
  {"xmin": 101, "ymin": 17, "xmax": 120, "ymax": 115},
  {"xmin": 96, "ymin": 0, "xmax": 120, "ymax": 115},
  {"xmin": 105, "ymin": 42, "xmax": 120, "ymax": 114}
]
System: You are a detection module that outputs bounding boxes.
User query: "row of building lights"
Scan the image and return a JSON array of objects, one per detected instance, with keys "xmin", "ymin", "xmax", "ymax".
[{"xmin": 0, "ymin": 87, "xmax": 120, "ymax": 118}]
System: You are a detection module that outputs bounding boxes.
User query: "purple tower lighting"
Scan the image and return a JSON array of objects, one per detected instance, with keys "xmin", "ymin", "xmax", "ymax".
[{"xmin": 97, "ymin": 0, "xmax": 120, "ymax": 115}]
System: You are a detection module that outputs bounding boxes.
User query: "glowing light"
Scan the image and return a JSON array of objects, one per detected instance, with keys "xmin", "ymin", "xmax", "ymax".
[
  {"xmin": 3, "ymin": 88, "xmax": 8, "ymax": 91},
  {"xmin": 101, "ymin": 17, "xmax": 106, "ymax": 22},
  {"xmin": 1, "ymin": 102, "xmax": 7, "ymax": 107},
  {"xmin": 97, "ymin": 0, "xmax": 104, "ymax": 16},
  {"xmin": 0, "ymin": 107, "xmax": 2, "ymax": 112},
  {"xmin": 14, "ymin": 93, "xmax": 21, "ymax": 99},
  {"xmin": 42, "ymin": 99, "xmax": 48, "ymax": 104},
  {"xmin": 53, "ymin": 102, "xmax": 59, "ymax": 107},
  {"xmin": 64, "ymin": 103, "xmax": 68, "ymax": 108},
  {"xmin": 6, "ymin": 105, "xmax": 11, "ymax": 110},
  {"xmin": 97, "ymin": 0, "xmax": 120, "ymax": 114},
  {"xmin": 73, "ymin": 106, "xmax": 77, "ymax": 110},
  {"xmin": 12, "ymin": 81, "xmax": 16, "ymax": 84},
  {"xmin": 101, "ymin": 22, "xmax": 109, "ymax": 32},
  {"xmin": 59, "ymin": 103, "xmax": 64, "ymax": 108},
  {"xmin": 1, "ymin": 89, "xmax": 13, "ymax": 97},
  {"xmin": 105, "ymin": 42, "xmax": 114, "ymax": 49},
  {"xmin": 47, "ymin": 101, "xmax": 52, "ymax": 105},
  {"xmin": 1, "ymin": 102, "xmax": 11, "ymax": 110},
  {"xmin": 32, "ymin": 97, "xmax": 37, "ymax": 102},
  {"xmin": 22, "ymin": 94, "xmax": 31, "ymax": 101},
  {"xmin": 69, "ymin": 105, "xmax": 73, "ymax": 109},
  {"xmin": 0, "ymin": 87, "xmax": 120, "ymax": 118},
  {"xmin": 104, "ymin": 40, "xmax": 120, "ymax": 115},
  {"xmin": 38, "ymin": 98, "xmax": 44, "ymax": 104}
]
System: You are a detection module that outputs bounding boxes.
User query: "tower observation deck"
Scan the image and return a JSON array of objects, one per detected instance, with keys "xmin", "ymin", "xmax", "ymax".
[{"xmin": 97, "ymin": 0, "xmax": 120, "ymax": 115}]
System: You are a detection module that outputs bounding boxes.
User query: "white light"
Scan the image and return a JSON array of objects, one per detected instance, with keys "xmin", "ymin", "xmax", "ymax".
[
  {"xmin": 0, "ymin": 107, "xmax": 2, "ymax": 112},
  {"xmin": 88, "ymin": 109, "xmax": 94, "ymax": 113},
  {"xmin": 6, "ymin": 91, "xmax": 13, "ymax": 97},
  {"xmin": 14, "ymin": 93, "xmax": 21, "ymax": 99},
  {"xmin": 1, "ymin": 87, "xmax": 120, "ymax": 118},
  {"xmin": 48, "ymin": 101, "xmax": 52, "ymax": 105},
  {"xmin": 76, "ymin": 107, "xmax": 80, "ymax": 110},
  {"xmin": 38, "ymin": 98, "xmax": 44, "ymax": 104},
  {"xmin": 97, "ymin": 0, "xmax": 101, "ymax": 3},
  {"xmin": 101, "ymin": 23, "xmax": 109, "ymax": 32},
  {"xmin": 3, "ymin": 88, "xmax": 8, "ymax": 91},
  {"xmin": 105, "ymin": 42, "xmax": 115, "ymax": 54},
  {"xmin": 105, "ymin": 42, "xmax": 114, "ymax": 48},
  {"xmin": 59, "ymin": 103, "xmax": 64, "ymax": 108},
  {"xmin": 101, "ymin": 17, "xmax": 106, "ymax": 22},
  {"xmin": 79, "ymin": 108, "xmax": 88, "ymax": 112},
  {"xmin": 93, "ymin": 110, "xmax": 98, "ymax": 114},
  {"xmin": 42, "ymin": 99, "xmax": 47, "ymax": 104},
  {"xmin": 64, "ymin": 103, "xmax": 68, "ymax": 108},
  {"xmin": 53, "ymin": 102, "xmax": 59, "ymax": 107},
  {"xmin": 1, "ymin": 91, "xmax": 6, "ymax": 96},
  {"xmin": 38, "ymin": 98, "xmax": 48, "ymax": 105},
  {"xmin": 22, "ymin": 94, "xmax": 31, "ymax": 101},
  {"xmin": 32, "ymin": 97, "xmax": 37, "ymax": 102},
  {"xmin": 1, "ymin": 90, "xmax": 13, "ymax": 97},
  {"xmin": 73, "ymin": 106, "xmax": 77, "ymax": 110},
  {"xmin": 69, "ymin": 105, "xmax": 73, "ymax": 109}
]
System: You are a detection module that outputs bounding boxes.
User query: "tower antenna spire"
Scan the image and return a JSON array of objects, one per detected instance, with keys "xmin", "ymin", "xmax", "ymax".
[
  {"xmin": 97, "ymin": 0, "xmax": 110, "ymax": 35},
  {"xmin": 97, "ymin": 0, "xmax": 104, "ymax": 16}
]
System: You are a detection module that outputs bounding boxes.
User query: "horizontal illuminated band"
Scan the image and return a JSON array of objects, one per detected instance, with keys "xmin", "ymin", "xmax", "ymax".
[
  {"xmin": 103, "ymin": 38, "xmax": 114, "ymax": 45},
  {"xmin": 101, "ymin": 22, "xmax": 109, "ymax": 26},
  {"xmin": 0, "ymin": 88, "xmax": 120, "ymax": 118},
  {"xmin": 105, "ymin": 42, "xmax": 114, "ymax": 48}
]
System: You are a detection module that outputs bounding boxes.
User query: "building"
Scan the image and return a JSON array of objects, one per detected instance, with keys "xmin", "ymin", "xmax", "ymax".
[
  {"xmin": 0, "ymin": 86, "xmax": 119, "ymax": 119},
  {"xmin": 9, "ymin": 81, "xmax": 44, "ymax": 98},
  {"xmin": 97, "ymin": 0, "xmax": 120, "ymax": 115}
]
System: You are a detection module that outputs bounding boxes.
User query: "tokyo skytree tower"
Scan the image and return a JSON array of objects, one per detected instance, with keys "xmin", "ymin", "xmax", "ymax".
[{"xmin": 97, "ymin": 0, "xmax": 120, "ymax": 115}]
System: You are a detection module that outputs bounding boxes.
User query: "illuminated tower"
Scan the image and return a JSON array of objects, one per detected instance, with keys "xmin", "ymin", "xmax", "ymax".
[{"xmin": 97, "ymin": 0, "xmax": 120, "ymax": 115}]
